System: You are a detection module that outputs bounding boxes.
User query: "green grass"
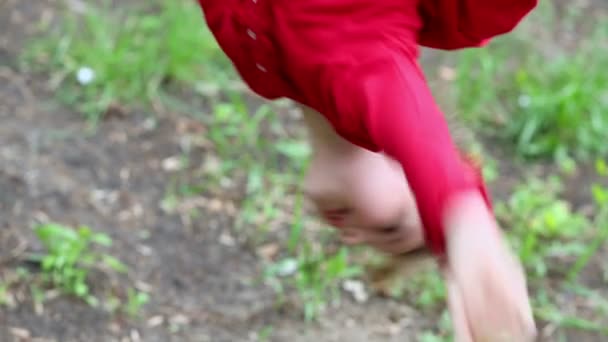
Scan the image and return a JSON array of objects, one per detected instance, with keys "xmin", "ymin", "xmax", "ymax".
[
  {"xmin": 567, "ymin": 160, "xmax": 608, "ymax": 283},
  {"xmin": 449, "ymin": 3, "xmax": 608, "ymax": 335},
  {"xmin": 19, "ymin": 0, "xmax": 608, "ymax": 336},
  {"xmin": 162, "ymin": 95, "xmax": 352, "ymax": 321},
  {"xmin": 22, "ymin": 0, "xmax": 232, "ymax": 123},
  {"xmin": 502, "ymin": 168, "xmax": 608, "ymax": 336},
  {"xmin": 454, "ymin": 1, "xmax": 608, "ymax": 160},
  {"xmin": 396, "ymin": 165, "xmax": 608, "ymax": 339},
  {"xmin": 17, "ymin": 223, "xmax": 149, "ymax": 317},
  {"xmin": 265, "ymin": 247, "xmax": 363, "ymax": 321},
  {"xmin": 32, "ymin": 223, "xmax": 127, "ymax": 306},
  {"xmin": 23, "ymin": 0, "xmax": 357, "ymax": 320},
  {"xmin": 496, "ymin": 176, "xmax": 592, "ymax": 280}
]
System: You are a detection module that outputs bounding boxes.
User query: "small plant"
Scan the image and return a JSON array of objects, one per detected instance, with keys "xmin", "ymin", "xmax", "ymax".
[
  {"xmin": 257, "ymin": 325, "xmax": 274, "ymax": 342},
  {"xmin": 406, "ymin": 271, "xmax": 446, "ymax": 310},
  {"xmin": 265, "ymin": 245, "xmax": 362, "ymax": 321},
  {"xmin": 417, "ymin": 310, "xmax": 454, "ymax": 341},
  {"xmin": 22, "ymin": 0, "xmax": 233, "ymax": 123},
  {"xmin": 32, "ymin": 223, "xmax": 127, "ymax": 307},
  {"xmin": 419, "ymin": 332, "xmax": 450, "ymax": 342},
  {"xmin": 207, "ymin": 100, "xmax": 279, "ymax": 170},
  {"xmin": 124, "ymin": 288, "xmax": 150, "ymax": 318},
  {"xmin": 454, "ymin": 2, "xmax": 608, "ymax": 160},
  {"xmin": 566, "ymin": 159, "xmax": 608, "ymax": 283},
  {"xmin": 494, "ymin": 163, "xmax": 608, "ymax": 336},
  {"xmin": 496, "ymin": 176, "xmax": 591, "ymax": 280},
  {"xmin": 0, "ymin": 283, "xmax": 10, "ymax": 307}
]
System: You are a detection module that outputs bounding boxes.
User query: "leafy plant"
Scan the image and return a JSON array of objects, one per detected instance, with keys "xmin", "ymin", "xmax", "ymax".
[
  {"xmin": 32, "ymin": 223, "xmax": 127, "ymax": 306},
  {"xmin": 454, "ymin": 3, "xmax": 608, "ymax": 160},
  {"xmin": 494, "ymin": 163, "xmax": 608, "ymax": 336},
  {"xmin": 124, "ymin": 288, "xmax": 150, "ymax": 318},
  {"xmin": 207, "ymin": 100, "xmax": 277, "ymax": 168},
  {"xmin": 496, "ymin": 177, "xmax": 591, "ymax": 280},
  {"xmin": 22, "ymin": 0, "xmax": 232, "ymax": 123},
  {"xmin": 265, "ymin": 246, "xmax": 362, "ymax": 321},
  {"xmin": 566, "ymin": 159, "xmax": 608, "ymax": 283}
]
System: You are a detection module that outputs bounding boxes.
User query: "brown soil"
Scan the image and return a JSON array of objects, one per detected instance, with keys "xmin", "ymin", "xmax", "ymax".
[{"xmin": 0, "ymin": 1, "xmax": 606, "ymax": 342}]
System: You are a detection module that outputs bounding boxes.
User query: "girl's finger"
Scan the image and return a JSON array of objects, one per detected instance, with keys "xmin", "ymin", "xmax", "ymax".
[{"xmin": 443, "ymin": 268, "xmax": 473, "ymax": 342}]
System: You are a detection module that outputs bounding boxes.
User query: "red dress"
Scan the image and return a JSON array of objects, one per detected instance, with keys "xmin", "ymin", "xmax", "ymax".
[{"xmin": 197, "ymin": 0, "xmax": 537, "ymax": 256}]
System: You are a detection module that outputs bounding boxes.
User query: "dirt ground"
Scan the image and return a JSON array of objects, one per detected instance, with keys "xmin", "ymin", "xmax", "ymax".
[{"xmin": 0, "ymin": 1, "xmax": 606, "ymax": 342}]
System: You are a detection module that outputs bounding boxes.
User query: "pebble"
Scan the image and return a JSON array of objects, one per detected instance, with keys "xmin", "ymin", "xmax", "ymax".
[{"xmin": 342, "ymin": 279, "xmax": 369, "ymax": 303}]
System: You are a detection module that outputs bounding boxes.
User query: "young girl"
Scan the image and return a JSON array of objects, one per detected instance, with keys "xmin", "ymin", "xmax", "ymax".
[{"xmin": 197, "ymin": 0, "xmax": 538, "ymax": 340}]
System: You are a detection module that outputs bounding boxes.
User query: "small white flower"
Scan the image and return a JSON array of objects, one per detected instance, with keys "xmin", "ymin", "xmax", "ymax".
[
  {"xmin": 76, "ymin": 66, "xmax": 96, "ymax": 85},
  {"xmin": 518, "ymin": 94, "xmax": 532, "ymax": 108}
]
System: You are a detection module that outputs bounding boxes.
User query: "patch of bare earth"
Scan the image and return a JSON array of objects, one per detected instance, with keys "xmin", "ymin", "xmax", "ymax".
[{"xmin": 0, "ymin": 1, "xmax": 606, "ymax": 342}]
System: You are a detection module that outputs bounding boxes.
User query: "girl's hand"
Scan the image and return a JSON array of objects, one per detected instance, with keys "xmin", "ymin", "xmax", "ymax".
[{"xmin": 443, "ymin": 191, "xmax": 536, "ymax": 342}]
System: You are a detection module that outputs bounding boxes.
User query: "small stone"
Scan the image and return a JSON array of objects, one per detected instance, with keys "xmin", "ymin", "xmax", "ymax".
[
  {"xmin": 9, "ymin": 327, "xmax": 30, "ymax": 339},
  {"xmin": 208, "ymin": 199, "xmax": 223, "ymax": 212},
  {"xmin": 257, "ymin": 243, "xmax": 280, "ymax": 261},
  {"xmin": 135, "ymin": 281, "xmax": 153, "ymax": 293},
  {"xmin": 342, "ymin": 279, "xmax": 369, "ymax": 303},
  {"xmin": 66, "ymin": 0, "xmax": 88, "ymax": 13},
  {"xmin": 108, "ymin": 322, "xmax": 121, "ymax": 333},
  {"xmin": 203, "ymin": 155, "xmax": 221, "ymax": 174},
  {"xmin": 130, "ymin": 329, "xmax": 141, "ymax": 342},
  {"xmin": 438, "ymin": 66, "xmax": 456, "ymax": 81},
  {"xmin": 169, "ymin": 314, "xmax": 191, "ymax": 326},
  {"xmin": 387, "ymin": 324, "xmax": 401, "ymax": 336},
  {"xmin": 120, "ymin": 168, "xmax": 130, "ymax": 181},
  {"xmin": 162, "ymin": 156, "xmax": 182, "ymax": 172},
  {"xmin": 219, "ymin": 232, "xmax": 236, "ymax": 247},
  {"xmin": 147, "ymin": 315, "xmax": 165, "ymax": 327},
  {"xmin": 275, "ymin": 258, "xmax": 298, "ymax": 277},
  {"xmin": 136, "ymin": 245, "xmax": 153, "ymax": 256},
  {"xmin": 143, "ymin": 118, "xmax": 157, "ymax": 131}
]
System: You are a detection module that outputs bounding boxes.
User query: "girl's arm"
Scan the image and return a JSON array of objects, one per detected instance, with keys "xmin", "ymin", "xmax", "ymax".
[
  {"xmin": 330, "ymin": 51, "xmax": 491, "ymax": 257},
  {"xmin": 326, "ymin": 51, "xmax": 536, "ymax": 340}
]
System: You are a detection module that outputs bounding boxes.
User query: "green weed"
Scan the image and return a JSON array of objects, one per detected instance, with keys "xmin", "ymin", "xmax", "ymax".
[
  {"xmin": 455, "ymin": 2, "xmax": 608, "ymax": 160},
  {"xmin": 419, "ymin": 332, "xmax": 450, "ymax": 342},
  {"xmin": 375, "ymin": 261, "xmax": 446, "ymax": 312},
  {"xmin": 265, "ymin": 246, "xmax": 362, "ymax": 321},
  {"xmin": 31, "ymin": 223, "xmax": 128, "ymax": 307},
  {"xmin": 205, "ymin": 100, "xmax": 350, "ymax": 322},
  {"xmin": 567, "ymin": 159, "xmax": 608, "ymax": 283},
  {"xmin": 206, "ymin": 99, "xmax": 280, "ymax": 170},
  {"xmin": 257, "ymin": 325, "xmax": 274, "ymax": 342},
  {"xmin": 22, "ymin": 0, "xmax": 231, "ymax": 123},
  {"xmin": 30, "ymin": 284, "xmax": 46, "ymax": 315},
  {"xmin": 495, "ymin": 164, "xmax": 608, "ymax": 334},
  {"xmin": 496, "ymin": 176, "xmax": 591, "ymax": 280},
  {"xmin": 534, "ymin": 289, "xmax": 608, "ymax": 337},
  {"xmin": 0, "ymin": 268, "xmax": 31, "ymax": 309},
  {"xmin": 163, "ymin": 97, "xmax": 345, "ymax": 323},
  {"xmin": 0, "ymin": 283, "xmax": 10, "ymax": 307},
  {"xmin": 124, "ymin": 288, "xmax": 151, "ymax": 318},
  {"xmin": 417, "ymin": 310, "xmax": 454, "ymax": 341}
]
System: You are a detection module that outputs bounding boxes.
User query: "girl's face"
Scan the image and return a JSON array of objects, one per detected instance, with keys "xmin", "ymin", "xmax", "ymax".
[
  {"xmin": 304, "ymin": 146, "xmax": 425, "ymax": 255},
  {"xmin": 300, "ymin": 104, "xmax": 424, "ymax": 255}
]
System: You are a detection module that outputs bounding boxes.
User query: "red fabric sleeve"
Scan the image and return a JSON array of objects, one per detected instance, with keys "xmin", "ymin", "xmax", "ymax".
[
  {"xmin": 331, "ymin": 53, "xmax": 492, "ymax": 256},
  {"xmin": 418, "ymin": 0, "xmax": 538, "ymax": 50}
]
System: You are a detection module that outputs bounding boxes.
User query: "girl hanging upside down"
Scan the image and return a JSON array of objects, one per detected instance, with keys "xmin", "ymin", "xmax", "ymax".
[{"xmin": 196, "ymin": 0, "xmax": 538, "ymax": 340}]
